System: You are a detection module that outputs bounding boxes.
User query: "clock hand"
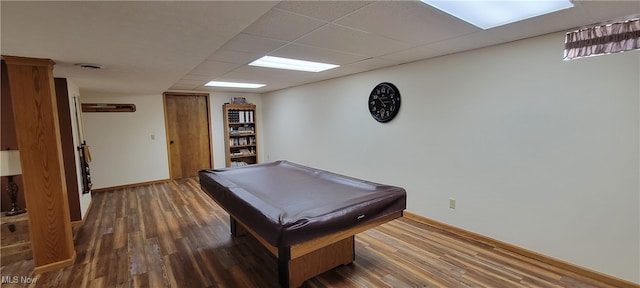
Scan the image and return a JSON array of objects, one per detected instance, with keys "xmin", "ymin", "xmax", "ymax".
[{"xmin": 377, "ymin": 97, "xmax": 387, "ymax": 107}]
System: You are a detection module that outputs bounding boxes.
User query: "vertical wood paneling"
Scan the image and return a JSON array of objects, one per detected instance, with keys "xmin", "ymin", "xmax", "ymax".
[{"xmin": 3, "ymin": 56, "xmax": 75, "ymax": 273}]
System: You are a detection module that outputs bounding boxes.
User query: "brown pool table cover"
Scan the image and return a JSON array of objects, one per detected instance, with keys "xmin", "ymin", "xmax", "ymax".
[{"xmin": 198, "ymin": 161, "xmax": 406, "ymax": 247}]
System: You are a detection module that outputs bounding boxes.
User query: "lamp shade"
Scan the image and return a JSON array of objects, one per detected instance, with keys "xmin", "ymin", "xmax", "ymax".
[{"xmin": 0, "ymin": 150, "xmax": 22, "ymax": 177}]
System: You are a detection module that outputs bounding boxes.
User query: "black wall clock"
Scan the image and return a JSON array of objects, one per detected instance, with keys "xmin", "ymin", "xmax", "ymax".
[{"xmin": 368, "ymin": 82, "xmax": 401, "ymax": 123}]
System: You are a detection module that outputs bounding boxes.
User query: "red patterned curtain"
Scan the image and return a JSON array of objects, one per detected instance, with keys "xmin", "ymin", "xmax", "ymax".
[{"xmin": 564, "ymin": 18, "xmax": 640, "ymax": 60}]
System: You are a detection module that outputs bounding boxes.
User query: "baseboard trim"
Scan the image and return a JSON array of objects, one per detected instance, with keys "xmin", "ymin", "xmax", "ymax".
[
  {"xmin": 33, "ymin": 251, "xmax": 76, "ymax": 275},
  {"xmin": 83, "ymin": 198, "xmax": 94, "ymax": 221},
  {"xmin": 403, "ymin": 211, "xmax": 639, "ymax": 288},
  {"xmin": 91, "ymin": 179, "xmax": 170, "ymax": 194}
]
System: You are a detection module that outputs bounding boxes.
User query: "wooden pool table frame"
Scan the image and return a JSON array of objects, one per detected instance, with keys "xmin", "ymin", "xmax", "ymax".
[{"xmin": 205, "ymin": 192, "xmax": 403, "ymax": 287}]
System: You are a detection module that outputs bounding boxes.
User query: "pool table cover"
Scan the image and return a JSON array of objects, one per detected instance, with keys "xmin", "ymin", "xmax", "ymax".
[{"xmin": 198, "ymin": 160, "xmax": 406, "ymax": 247}]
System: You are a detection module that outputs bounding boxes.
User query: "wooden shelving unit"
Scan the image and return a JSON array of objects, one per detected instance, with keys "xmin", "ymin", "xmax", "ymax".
[{"xmin": 223, "ymin": 104, "xmax": 258, "ymax": 167}]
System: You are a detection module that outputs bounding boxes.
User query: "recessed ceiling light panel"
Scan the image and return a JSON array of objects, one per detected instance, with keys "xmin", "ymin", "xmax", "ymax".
[
  {"xmin": 205, "ymin": 81, "xmax": 266, "ymax": 89},
  {"xmin": 249, "ymin": 56, "xmax": 339, "ymax": 72},
  {"xmin": 421, "ymin": 0, "xmax": 574, "ymax": 29}
]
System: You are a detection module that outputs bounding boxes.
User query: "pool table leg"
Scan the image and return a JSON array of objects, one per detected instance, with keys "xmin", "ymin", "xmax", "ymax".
[
  {"xmin": 228, "ymin": 215, "xmax": 355, "ymax": 287},
  {"xmin": 278, "ymin": 247, "xmax": 291, "ymax": 288}
]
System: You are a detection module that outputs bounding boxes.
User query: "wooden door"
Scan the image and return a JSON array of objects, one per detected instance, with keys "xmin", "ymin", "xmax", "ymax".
[{"xmin": 164, "ymin": 93, "xmax": 212, "ymax": 179}]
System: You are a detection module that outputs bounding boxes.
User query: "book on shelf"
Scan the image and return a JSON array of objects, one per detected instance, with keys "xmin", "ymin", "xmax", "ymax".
[
  {"xmin": 228, "ymin": 110, "xmax": 254, "ymax": 124},
  {"xmin": 230, "ymin": 147, "xmax": 255, "ymax": 156},
  {"xmin": 229, "ymin": 110, "xmax": 238, "ymax": 123},
  {"xmin": 229, "ymin": 127, "xmax": 254, "ymax": 136},
  {"xmin": 231, "ymin": 138, "xmax": 256, "ymax": 147}
]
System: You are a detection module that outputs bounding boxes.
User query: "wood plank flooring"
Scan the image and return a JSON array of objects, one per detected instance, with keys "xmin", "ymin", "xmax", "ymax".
[{"xmin": 0, "ymin": 178, "xmax": 620, "ymax": 287}]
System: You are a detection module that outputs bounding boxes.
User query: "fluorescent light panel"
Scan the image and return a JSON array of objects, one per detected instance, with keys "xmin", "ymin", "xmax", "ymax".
[
  {"xmin": 205, "ymin": 81, "xmax": 265, "ymax": 89},
  {"xmin": 249, "ymin": 56, "xmax": 339, "ymax": 72},
  {"xmin": 421, "ymin": 0, "xmax": 574, "ymax": 29}
]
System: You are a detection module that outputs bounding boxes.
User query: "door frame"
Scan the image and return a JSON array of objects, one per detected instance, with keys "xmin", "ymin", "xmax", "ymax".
[{"xmin": 163, "ymin": 91, "xmax": 213, "ymax": 180}]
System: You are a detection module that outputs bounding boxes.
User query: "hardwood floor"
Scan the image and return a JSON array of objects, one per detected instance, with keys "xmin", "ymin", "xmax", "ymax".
[{"xmin": 0, "ymin": 179, "xmax": 621, "ymax": 287}]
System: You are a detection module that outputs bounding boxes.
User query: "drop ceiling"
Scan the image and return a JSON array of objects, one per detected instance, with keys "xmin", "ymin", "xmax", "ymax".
[{"xmin": 2, "ymin": 1, "xmax": 639, "ymax": 95}]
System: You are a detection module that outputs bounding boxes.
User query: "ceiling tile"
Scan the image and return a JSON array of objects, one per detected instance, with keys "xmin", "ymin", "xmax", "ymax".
[
  {"xmin": 188, "ymin": 60, "xmax": 239, "ymax": 77},
  {"xmin": 270, "ymin": 43, "xmax": 368, "ymax": 65},
  {"xmin": 243, "ymin": 8, "xmax": 327, "ymax": 42},
  {"xmin": 169, "ymin": 83, "xmax": 198, "ymax": 91},
  {"xmin": 220, "ymin": 33, "xmax": 288, "ymax": 55},
  {"xmin": 295, "ymin": 24, "xmax": 415, "ymax": 57},
  {"xmin": 379, "ymin": 45, "xmax": 446, "ymax": 63},
  {"xmin": 174, "ymin": 79, "xmax": 206, "ymax": 88},
  {"xmin": 326, "ymin": 57, "xmax": 398, "ymax": 77},
  {"xmin": 275, "ymin": 1, "xmax": 373, "ymax": 22},
  {"xmin": 423, "ymin": 30, "xmax": 504, "ymax": 56},
  {"xmin": 181, "ymin": 74, "xmax": 215, "ymax": 81},
  {"xmin": 207, "ymin": 49, "xmax": 261, "ymax": 64},
  {"xmin": 579, "ymin": 1, "xmax": 640, "ymax": 23}
]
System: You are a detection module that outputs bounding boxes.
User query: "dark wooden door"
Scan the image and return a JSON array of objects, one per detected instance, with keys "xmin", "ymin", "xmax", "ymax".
[{"xmin": 164, "ymin": 93, "xmax": 212, "ymax": 179}]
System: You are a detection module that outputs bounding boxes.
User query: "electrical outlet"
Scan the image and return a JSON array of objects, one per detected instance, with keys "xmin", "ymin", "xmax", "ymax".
[{"xmin": 449, "ymin": 198, "xmax": 456, "ymax": 209}]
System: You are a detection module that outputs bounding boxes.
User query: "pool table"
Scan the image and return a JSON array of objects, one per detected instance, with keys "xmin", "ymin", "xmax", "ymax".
[{"xmin": 199, "ymin": 161, "xmax": 406, "ymax": 287}]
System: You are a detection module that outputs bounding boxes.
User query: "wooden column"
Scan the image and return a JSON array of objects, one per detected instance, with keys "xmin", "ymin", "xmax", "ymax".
[{"xmin": 3, "ymin": 56, "xmax": 76, "ymax": 274}]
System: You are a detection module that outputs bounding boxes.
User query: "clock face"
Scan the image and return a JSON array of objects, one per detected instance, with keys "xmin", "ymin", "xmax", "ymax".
[{"xmin": 368, "ymin": 82, "xmax": 401, "ymax": 123}]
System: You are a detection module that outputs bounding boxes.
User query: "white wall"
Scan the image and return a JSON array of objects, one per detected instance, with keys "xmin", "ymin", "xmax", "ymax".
[
  {"xmin": 65, "ymin": 79, "xmax": 92, "ymax": 219},
  {"xmin": 81, "ymin": 92, "xmax": 170, "ymax": 189},
  {"xmin": 261, "ymin": 32, "xmax": 640, "ymax": 283},
  {"xmin": 81, "ymin": 91, "xmax": 263, "ymax": 189}
]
